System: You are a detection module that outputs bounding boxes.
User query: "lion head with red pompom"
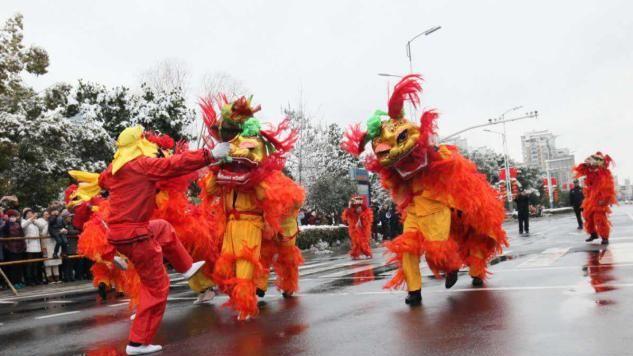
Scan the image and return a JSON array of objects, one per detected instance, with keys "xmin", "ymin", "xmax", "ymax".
[
  {"xmin": 341, "ymin": 74, "xmax": 438, "ymax": 180},
  {"xmin": 199, "ymin": 95, "xmax": 298, "ymax": 188},
  {"xmin": 584, "ymin": 152, "xmax": 614, "ymax": 169}
]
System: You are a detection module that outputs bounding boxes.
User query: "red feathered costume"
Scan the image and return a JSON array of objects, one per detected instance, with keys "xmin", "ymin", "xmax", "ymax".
[
  {"xmin": 341, "ymin": 195, "xmax": 373, "ymax": 259},
  {"xmin": 574, "ymin": 152, "xmax": 617, "ymax": 244},
  {"xmin": 99, "ymin": 126, "xmax": 217, "ymax": 346},
  {"xmin": 342, "ymin": 75, "xmax": 508, "ymax": 304},
  {"xmin": 199, "ymin": 95, "xmax": 305, "ymax": 320}
]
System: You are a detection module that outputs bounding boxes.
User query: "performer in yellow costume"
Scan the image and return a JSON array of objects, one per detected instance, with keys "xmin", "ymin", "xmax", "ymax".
[
  {"xmin": 342, "ymin": 74, "xmax": 508, "ymax": 306},
  {"xmin": 200, "ymin": 95, "xmax": 304, "ymax": 320}
]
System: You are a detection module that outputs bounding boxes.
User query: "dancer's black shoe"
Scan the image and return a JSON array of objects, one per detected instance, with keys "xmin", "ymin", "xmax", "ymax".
[
  {"xmin": 256, "ymin": 288, "xmax": 266, "ymax": 298},
  {"xmin": 97, "ymin": 282, "xmax": 108, "ymax": 300},
  {"xmin": 585, "ymin": 233, "xmax": 599, "ymax": 242},
  {"xmin": 445, "ymin": 271, "xmax": 459, "ymax": 289},
  {"xmin": 601, "ymin": 239, "xmax": 609, "ymax": 245},
  {"xmin": 472, "ymin": 277, "xmax": 484, "ymax": 287},
  {"xmin": 405, "ymin": 290, "xmax": 422, "ymax": 306}
]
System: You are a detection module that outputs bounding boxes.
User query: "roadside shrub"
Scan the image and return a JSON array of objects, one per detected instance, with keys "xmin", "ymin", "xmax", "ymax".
[{"xmin": 297, "ymin": 225, "xmax": 348, "ymax": 250}]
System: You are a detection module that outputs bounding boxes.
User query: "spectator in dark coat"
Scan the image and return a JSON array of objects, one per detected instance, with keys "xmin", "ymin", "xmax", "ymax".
[
  {"xmin": 61, "ymin": 213, "xmax": 79, "ymax": 282},
  {"xmin": 569, "ymin": 180, "xmax": 584, "ymax": 230},
  {"xmin": 1, "ymin": 209, "xmax": 27, "ymax": 288},
  {"xmin": 389, "ymin": 204, "xmax": 402, "ymax": 237},
  {"xmin": 515, "ymin": 189, "xmax": 530, "ymax": 235},
  {"xmin": 379, "ymin": 205, "xmax": 391, "ymax": 240},
  {"xmin": 47, "ymin": 209, "xmax": 68, "ymax": 259}
]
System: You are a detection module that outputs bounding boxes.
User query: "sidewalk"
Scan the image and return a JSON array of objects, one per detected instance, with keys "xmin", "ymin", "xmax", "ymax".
[{"xmin": 0, "ymin": 280, "xmax": 95, "ymax": 303}]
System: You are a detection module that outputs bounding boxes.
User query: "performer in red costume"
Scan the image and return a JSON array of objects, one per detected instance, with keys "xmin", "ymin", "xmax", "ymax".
[
  {"xmin": 342, "ymin": 74, "xmax": 508, "ymax": 306},
  {"xmin": 574, "ymin": 152, "xmax": 617, "ymax": 245},
  {"xmin": 341, "ymin": 195, "xmax": 373, "ymax": 259},
  {"xmin": 99, "ymin": 126, "xmax": 229, "ymax": 355}
]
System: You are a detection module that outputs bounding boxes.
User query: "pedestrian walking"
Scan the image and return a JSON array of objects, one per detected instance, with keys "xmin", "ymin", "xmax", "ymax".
[
  {"xmin": 569, "ymin": 179, "xmax": 584, "ymax": 230},
  {"xmin": 515, "ymin": 189, "xmax": 530, "ymax": 235}
]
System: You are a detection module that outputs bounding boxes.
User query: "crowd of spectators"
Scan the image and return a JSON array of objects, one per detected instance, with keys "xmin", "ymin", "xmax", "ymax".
[
  {"xmin": 297, "ymin": 203, "xmax": 403, "ymax": 241},
  {"xmin": 0, "ymin": 196, "xmax": 93, "ymax": 291}
]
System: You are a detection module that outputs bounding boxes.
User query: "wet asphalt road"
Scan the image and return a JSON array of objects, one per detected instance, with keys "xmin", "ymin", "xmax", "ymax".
[{"xmin": 2, "ymin": 206, "xmax": 633, "ymax": 356}]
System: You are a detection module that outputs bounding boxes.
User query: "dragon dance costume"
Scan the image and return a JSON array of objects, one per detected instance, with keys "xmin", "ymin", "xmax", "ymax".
[
  {"xmin": 341, "ymin": 195, "xmax": 373, "ymax": 259},
  {"xmin": 574, "ymin": 152, "xmax": 617, "ymax": 244},
  {"xmin": 342, "ymin": 74, "xmax": 508, "ymax": 305},
  {"xmin": 200, "ymin": 95, "xmax": 304, "ymax": 320}
]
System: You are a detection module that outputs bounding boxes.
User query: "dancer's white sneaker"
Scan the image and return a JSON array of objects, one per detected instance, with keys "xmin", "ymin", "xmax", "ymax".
[
  {"xmin": 194, "ymin": 288, "xmax": 216, "ymax": 305},
  {"xmin": 181, "ymin": 261, "xmax": 205, "ymax": 280},
  {"xmin": 125, "ymin": 344, "xmax": 162, "ymax": 355},
  {"xmin": 130, "ymin": 313, "xmax": 136, "ymax": 321}
]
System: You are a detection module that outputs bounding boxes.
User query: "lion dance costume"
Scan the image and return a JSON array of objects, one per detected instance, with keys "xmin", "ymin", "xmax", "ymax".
[
  {"xmin": 342, "ymin": 74, "xmax": 508, "ymax": 306},
  {"xmin": 70, "ymin": 134, "xmax": 222, "ymax": 310},
  {"xmin": 200, "ymin": 95, "xmax": 305, "ymax": 320},
  {"xmin": 574, "ymin": 152, "xmax": 616, "ymax": 244},
  {"xmin": 72, "ymin": 126, "xmax": 228, "ymax": 354},
  {"xmin": 341, "ymin": 195, "xmax": 373, "ymax": 259}
]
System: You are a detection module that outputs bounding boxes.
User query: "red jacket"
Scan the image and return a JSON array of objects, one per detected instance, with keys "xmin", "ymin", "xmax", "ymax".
[{"xmin": 99, "ymin": 149, "xmax": 212, "ymax": 244}]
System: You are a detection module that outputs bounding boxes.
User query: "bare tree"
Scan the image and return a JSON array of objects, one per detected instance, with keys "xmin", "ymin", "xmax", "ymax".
[
  {"xmin": 140, "ymin": 58, "xmax": 191, "ymax": 95},
  {"xmin": 199, "ymin": 71, "xmax": 249, "ymax": 99}
]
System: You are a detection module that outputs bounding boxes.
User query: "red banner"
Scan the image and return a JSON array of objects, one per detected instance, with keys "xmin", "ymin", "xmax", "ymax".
[
  {"xmin": 499, "ymin": 167, "xmax": 518, "ymax": 181},
  {"xmin": 542, "ymin": 177, "xmax": 557, "ymax": 186}
]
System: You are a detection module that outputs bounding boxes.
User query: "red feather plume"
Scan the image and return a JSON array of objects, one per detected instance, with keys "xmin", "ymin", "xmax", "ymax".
[
  {"xmin": 341, "ymin": 123, "xmax": 367, "ymax": 157},
  {"xmin": 144, "ymin": 132, "xmax": 175, "ymax": 150},
  {"xmin": 388, "ymin": 74, "xmax": 422, "ymax": 119}
]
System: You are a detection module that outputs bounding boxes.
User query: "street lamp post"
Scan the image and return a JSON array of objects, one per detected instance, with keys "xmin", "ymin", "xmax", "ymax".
[
  {"xmin": 484, "ymin": 128, "xmax": 513, "ymax": 207},
  {"xmin": 406, "ymin": 26, "xmax": 442, "ymax": 73},
  {"xmin": 378, "ymin": 73, "xmax": 403, "ymax": 99},
  {"xmin": 545, "ymin": 160, "xmax": 554, "ymax": 209},
  {"xmin": 440, "ymin": 110, "xmax": 538, "ymax": 143},
  {"xmin": 496, "ymin": 106, "xmax": 522, "ymax": 205}
]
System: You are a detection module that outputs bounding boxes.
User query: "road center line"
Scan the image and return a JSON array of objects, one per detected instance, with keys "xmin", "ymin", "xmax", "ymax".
[{"xmin": 35, "ymin": 311, "xmax": 80, "ymax": 320}]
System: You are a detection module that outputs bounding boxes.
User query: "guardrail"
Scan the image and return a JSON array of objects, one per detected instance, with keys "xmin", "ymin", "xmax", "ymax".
[{"xmin": 1, "ymin": 235, "xmax": 83, "ymax": 296}]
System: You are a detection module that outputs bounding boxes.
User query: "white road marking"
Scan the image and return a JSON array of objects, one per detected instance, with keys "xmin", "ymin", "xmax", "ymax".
[
  {"xmin": 108, "ymin": 302, "xmax": 130, "ymax": 308},
  {"xmin": 597, "ymin": 243, "xmax": 633, "ymax": 264},
  {"xmin": 292, "ymin": 283, "xmax": 633, "ymax": 298},
  {"xmin": 47, "ymin": 300, "xmax": 74, "ymax": 304},
  {"xmin": 35, "ymin": 311, "xmax": 80, "ymax": 320},
  {"xmin": 166, "ymin": 297, "xmax": 197, "ymax": 301},
  {"xmin": 0, "ymin": 301, "xmax": 17, "ymax": 304},
  {"xmin": 299, "ymin": 261, "xmax": 366, "ymax": 276},
  {"xmin": 518, "ymin": 247, "xmax": 570, "ymax": 268}
]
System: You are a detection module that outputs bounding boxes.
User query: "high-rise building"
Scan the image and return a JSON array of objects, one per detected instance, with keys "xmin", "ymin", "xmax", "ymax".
[
  {"xmin": 521, "ymin": 130, "xmax": 557, "ymax": 168},
  {"xmin": 521, "ymin": 130, "xmax": 575, "ymax": 190}
]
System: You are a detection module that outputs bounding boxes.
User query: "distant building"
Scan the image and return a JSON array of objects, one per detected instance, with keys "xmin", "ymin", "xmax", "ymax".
[
  {"xmin": 521, "ymin": 130, "xmax": 575, "ymax": 190},
  {"xmin": 619, "ymin": 178, "xmax": 632, "ymax": 201}
]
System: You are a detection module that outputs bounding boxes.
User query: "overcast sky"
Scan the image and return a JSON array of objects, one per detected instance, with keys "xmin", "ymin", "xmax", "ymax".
[{"xmin": 2, "ymin": 0, "xmax": 632, "ymax": 181}]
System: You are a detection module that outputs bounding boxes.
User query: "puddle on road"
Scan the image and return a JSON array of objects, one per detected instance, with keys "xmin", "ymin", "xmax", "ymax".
[{"xmin": 305, "ymin": 264, "xmax": 394, "ymax": 293}]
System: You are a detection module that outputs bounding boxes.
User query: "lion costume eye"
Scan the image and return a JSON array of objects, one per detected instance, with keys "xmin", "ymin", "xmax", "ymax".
[{"xmin": 397, "ymin": 130, "xmax": 408, "ymax": 145}]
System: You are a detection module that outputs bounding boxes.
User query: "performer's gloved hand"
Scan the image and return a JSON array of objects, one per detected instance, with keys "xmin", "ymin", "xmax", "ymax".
[{"xmin": 211, "ymin": 142, "xmax": 231, "ymax": 160}]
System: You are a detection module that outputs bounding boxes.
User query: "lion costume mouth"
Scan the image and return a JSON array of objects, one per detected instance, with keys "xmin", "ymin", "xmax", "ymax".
[
  {"xmin": 392, "ymin": 149, "xmax": 428, "ymax": 180},
  {"xmin": 217, "ymin": 157, "xmax": 259, "ymax": 186}
]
